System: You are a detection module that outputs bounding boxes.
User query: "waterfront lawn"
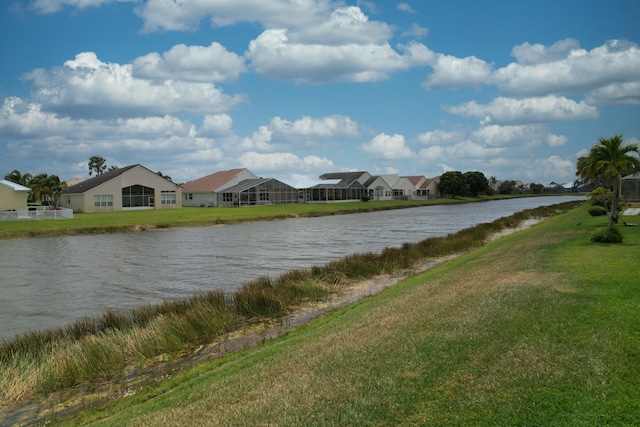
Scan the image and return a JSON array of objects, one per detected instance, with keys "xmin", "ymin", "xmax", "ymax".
[
  {"xmin": 0, "ymin": 197, "xmax": 479, "ymax": 240},
  {"xmin": 63, "ymin": 205, "xmax": 640, "ymax": 426}
]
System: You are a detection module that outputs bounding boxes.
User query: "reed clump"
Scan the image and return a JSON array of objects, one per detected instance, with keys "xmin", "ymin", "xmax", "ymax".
[{"xmin": 0, "ymin": 201, "xmax": 581, "ymax": 409}]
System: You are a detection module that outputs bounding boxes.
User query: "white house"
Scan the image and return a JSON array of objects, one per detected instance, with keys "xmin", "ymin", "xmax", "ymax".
[
  {"xmin": 363, "ymin": 175, "xmax": 393, "ymax": 201},
  {"xmin": 379, "ymin": 174, "xmax": 416, "ymax": 199}
]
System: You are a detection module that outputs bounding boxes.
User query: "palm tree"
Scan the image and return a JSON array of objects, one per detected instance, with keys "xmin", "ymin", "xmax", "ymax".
[
  {"xmin": 578, "ymin": 134, "xmax": 640, "ymax": 228},
  {"xmin": 29, "ymin": 174, "xmax": 66, "ymax": 207},
  {"xmin": 88, "ymin": 155, "xmax": 107, "ymax": 176},
  {"xmin": 4, "ymin": 169, "xmax": 33, "ymax": 187}
]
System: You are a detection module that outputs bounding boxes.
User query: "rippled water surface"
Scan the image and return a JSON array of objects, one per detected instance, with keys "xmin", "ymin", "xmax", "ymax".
[{"xmin": 0, "ymin": 196, "xmax": 583, "ymax": 340}]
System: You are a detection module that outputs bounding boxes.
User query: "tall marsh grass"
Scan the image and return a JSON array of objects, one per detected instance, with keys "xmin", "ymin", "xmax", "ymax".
[{"xmin": 0, "ymin": 201, "xmax": 581, "ymax": 409}]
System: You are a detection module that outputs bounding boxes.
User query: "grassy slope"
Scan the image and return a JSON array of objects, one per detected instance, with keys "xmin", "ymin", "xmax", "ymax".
[{"xmin": 61, "ymin": 205, "xmax": 640, "ymax": 426}]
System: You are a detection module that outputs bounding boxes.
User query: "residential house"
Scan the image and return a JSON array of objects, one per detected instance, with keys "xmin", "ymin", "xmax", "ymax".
[
  {"xmin": 363, "ymin": 175, "xmax": 393, "ymax": 201},
  {"xmin": 218, "ymin": 178, "xmax": 299, "ymax": 206},
  {"xmin": 60, "ymin": 164, "xmax": 182, "ymax": 213},
  {"xmin": 0, "ymin": 179, "xmax": 31, "ymax": 211},
  {"xmin": 379, "ymin": 174, "xmax": 415, "ymax": 199},
  {"xmin": 304, "ymin": 171, "xmax": 370, "ymax": 202},
  {"xmin": 182, "ymin": 168, "xmax": 258, "ymax": 207},
  {"xmin": 403, "ymin": 176, "xmax": 439, "ymax": 199}
]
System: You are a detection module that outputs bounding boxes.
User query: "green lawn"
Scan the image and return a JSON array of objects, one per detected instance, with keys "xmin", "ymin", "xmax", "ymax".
[{"xmin": 57, "ymin": 205, "xmax": 640, "ymax": 426}]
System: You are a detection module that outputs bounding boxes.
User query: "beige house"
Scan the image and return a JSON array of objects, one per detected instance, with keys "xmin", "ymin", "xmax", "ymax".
[
  {"xmin": 403, "ymin": 176, "xmax": 440, "ymax": 199},
  {"xmin": 364, "ymin": 175, "xmax": 393, "ymax": 200},
  {"xmin": 60, "ymin": 164, "xmax": 182, "ymax": 213},
  {"xmin": 379, "ymin": 174, "xmax": 416, "ymax": 199},
  {"xmin": 0, "ymin": 179, "xmax": 31, "ymax": 211},
  {"xmin": 182, "ymin": 168, "xmax": 258, "ymax": 207}
]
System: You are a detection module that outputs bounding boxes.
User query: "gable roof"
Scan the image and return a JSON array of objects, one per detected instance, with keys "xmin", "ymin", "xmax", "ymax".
[
  {"xmin": 182, "ymin": 168, "xmax": 250, "ymax": 193},
  {"xmin": 62, "ymin": 165, "xmax": 138, "ymax": 194},
  {"xmin": 403, "ymin": 176, "xmax": 426, "ymax": 187},
  {"xmin": 319, "ymin": 171, "xmax": 368, "ymax": 187},
  {"xmin": 0, "ymin": 179, "xmax": 31, "ymax": 192},
  {"xmin": 363, "ymin": 175, "xmax": 391, "ymax": 188},
  {"xmin": 221, "ymin": 178, "xmax": 297, "ymax": 193}
]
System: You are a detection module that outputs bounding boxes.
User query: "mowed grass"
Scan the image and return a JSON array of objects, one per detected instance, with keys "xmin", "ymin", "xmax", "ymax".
[
  {"xmin": 0, "ymin": 198, "xmax": 480, "ymax": 240},
  {"xmin": 58, "ymin": 205, "xmax": 640, "ymax": 426}
]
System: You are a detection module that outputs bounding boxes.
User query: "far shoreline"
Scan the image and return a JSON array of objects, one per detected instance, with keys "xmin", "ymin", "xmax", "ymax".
[{"xmin": 0, "ymin": 194, "xmax": 578, "ymax": 241}]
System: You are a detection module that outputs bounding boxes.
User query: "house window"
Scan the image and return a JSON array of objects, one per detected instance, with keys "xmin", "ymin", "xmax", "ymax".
[
  {"xmin": 259, "ymin": 190, "xmax": 269, "ymax": 201},
  {"xmin": 94, "ymin": 195, "xmax": 113, "ymax": 207},
  {"xmin": 161, "ymin": 191, "xmax": 176, "ymax": 205},
  {"xmin": 222, "ymin": 193, "xmax": 233, "ymax": 202},
  {"xmin": 122, "ymin": 185, "xmax": 154, "ymax": 208}
]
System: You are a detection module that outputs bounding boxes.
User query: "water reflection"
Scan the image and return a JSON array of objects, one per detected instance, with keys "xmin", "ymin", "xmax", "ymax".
[{"xmin": 0, "ymin": 196, "xmax": 583, "ymax": 340}]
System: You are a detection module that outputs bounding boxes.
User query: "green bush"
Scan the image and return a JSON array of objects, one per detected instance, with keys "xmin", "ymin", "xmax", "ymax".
[
  {"xmin": 588, "ymin": 205, "xmax": 607, "ymax": 216},
  {"xmin": 590, "ymin": 227, "xmax": 623, "ymax": 243}
]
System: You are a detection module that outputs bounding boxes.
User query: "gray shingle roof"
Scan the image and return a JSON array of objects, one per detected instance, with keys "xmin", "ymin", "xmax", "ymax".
[{"xmin": 62, "ymin": 165, "xmax": 138, "ymax": 194}]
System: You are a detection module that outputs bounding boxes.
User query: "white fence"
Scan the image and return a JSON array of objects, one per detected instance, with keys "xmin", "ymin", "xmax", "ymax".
[{"xmin": 0, "ymin": 208, "xmax": 74, "ymax": 221}]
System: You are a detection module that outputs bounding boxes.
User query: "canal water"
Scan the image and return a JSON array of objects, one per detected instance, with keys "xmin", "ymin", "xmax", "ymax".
[{"xmin": 0, "ymin": 196, "xmax": 583, "ymax": 341}]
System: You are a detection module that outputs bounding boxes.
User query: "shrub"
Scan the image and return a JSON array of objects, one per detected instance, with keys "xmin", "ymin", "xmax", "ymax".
[
  {"xmin": 590, "ymin": 227, "xmax": 623, "ymax": 243},
  {"xmin": 588, "ymin": 205, "xmax": 607, "ymax": 217}
]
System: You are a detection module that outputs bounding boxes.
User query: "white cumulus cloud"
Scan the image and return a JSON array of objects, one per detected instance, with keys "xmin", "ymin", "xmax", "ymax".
[
  {"xmin": 423, "ymin": 54, "xmax": 493, "ymax": 90},
  {"xmin": 238, "ymin": 151, "xmax": 335, "ymax": 173},
  {"xmin": 445, "ymin": 95, "xmax": 599, "ymax": 125},
  {"xmin": 360, "ymin": 133, "xmax": 414, "ymax": 159},
  {"xmin": 493, "ymin": 39, "xmax": 640, "ymax": 100},
  {"xmin": 23, "ymin": 52, "xmax": 246, "ymax": 119},
  {"xmin": 135, "ymin": 0, "xmax": 332, "ymax": 33},
  {"xmin": 132, "ymin": 42, "xmax": 246, "ymax": 83}
]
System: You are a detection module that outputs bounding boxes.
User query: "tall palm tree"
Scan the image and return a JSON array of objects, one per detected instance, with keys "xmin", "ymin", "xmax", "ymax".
[
  {"xmin": 88, "ymin": 155, "xmax": 107, "ymax": 176},
  {"xmin": 579, "ymin": 134, "xmax": 640, "ymax": 228}
]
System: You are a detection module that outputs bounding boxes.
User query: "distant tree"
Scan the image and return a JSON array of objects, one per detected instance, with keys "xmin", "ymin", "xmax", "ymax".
[
  {"xmin": 463, "ymin": 171, "xmax": 489, "ymax": 196},
  {"xmin": 156, "ymin": 171, "xmax": 173, "ymax": 182},
  {"xmin": 108, "ymin": 165, "xmax": 119, "ymax": 172},
  {"xmin": 577, "ymin": 134, "xmax": 640, "ymax": 228},
  {"xmin": 529, "ymin": 183, "xmax": 544, "ymax": 194},
  {"xmin": 498, "ymin": 180, "xmax": 517, "ymax": 195},
  {"xmin": 88, "ymin": 156, "xmax": 107, "ymax": 176},
  {"xmin": 4, "ymin": 169, "xmax": 33, "ymax": 187},
  {"xmin": 438, "ymin": 171, "xmax": 469, "ymax": 198}
]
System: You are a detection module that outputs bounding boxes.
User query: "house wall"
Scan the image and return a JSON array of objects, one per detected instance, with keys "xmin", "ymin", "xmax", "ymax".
[
  {"xmin": 61, "ymin": 194, "xmax": 89, "ymax": 213},
  {"xmin": 183, "ymin": 192, "xmax": 217, "ymax": 207},
  {"xmin": 424, "ymin": 180, "xmax": 439, "ymax": 198},
  {"xmin": 366, "ymin": 177, "xmax": 393, "ymax": 200},
  {"xmin": 394, "ymin": 178, "xmax": 416, "ymax": 198},
  {"xmin": 0, "ymin": 185, "xmax": 29, "ymax": 211}
]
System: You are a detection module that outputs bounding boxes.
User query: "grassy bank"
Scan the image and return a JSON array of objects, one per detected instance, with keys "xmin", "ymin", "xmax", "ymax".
[
  {"xmin": 45, "ymin": 202, "xmax": 639, "ymax": 425},
  {"xmin": 0, "ymin": 202, "xmax": 579, "ymax": 423},
  {"xmin": 0, "ymin": 195, "xmax": 538, "ymax": 240}
]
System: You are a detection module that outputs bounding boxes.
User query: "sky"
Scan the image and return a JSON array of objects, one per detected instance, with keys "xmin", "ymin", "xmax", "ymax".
[{"xmin": 1, "ymin": 1, "xmax": 639, "ymax": 186}]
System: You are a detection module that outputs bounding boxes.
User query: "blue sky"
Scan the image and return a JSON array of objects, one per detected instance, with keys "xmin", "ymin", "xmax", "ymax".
[{"xmin": 1, "ymin": 0, "xmax": 639, "ymax": 185}]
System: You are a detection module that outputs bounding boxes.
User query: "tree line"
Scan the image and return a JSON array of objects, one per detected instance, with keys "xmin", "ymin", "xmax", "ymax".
[{"xmin": 437, "ymin": 171, "xmax": 547, "ymax": 198}]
